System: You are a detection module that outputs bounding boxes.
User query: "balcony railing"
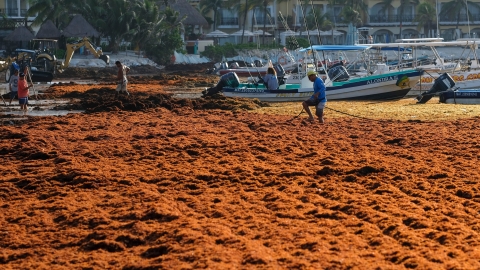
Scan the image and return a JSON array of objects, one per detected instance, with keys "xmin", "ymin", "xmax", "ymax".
[
  {"xmin": 369, "ymin": 14, "xmax": 480, "ymax": 23},
  {"xmin": 220, "ymin": 17, "xmax": 238, "ymax": 26}
]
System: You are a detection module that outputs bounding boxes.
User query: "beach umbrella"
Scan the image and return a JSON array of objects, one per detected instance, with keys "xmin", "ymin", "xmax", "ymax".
[
  {"xmin": 230, "ymin": 30, "xmax": 255, "ymax": 37},
  {"xmin": 63, "ymin": 14, "xmax": 100, "ymax": 37},
  {"xmin": 280, "ymin": 30, "xmax": 298, "ymax": 36},
  {"xmin": 253, "ymin": 30, "xmax": 272, "ymax": 36},
  {"xmin": 4, "ymin": 26, "xmax": 34, "ymax": 42},
  {"xmin": 205, "ymin": 30, "xmax": 229, "ymax": 38},
  {"xmin": 36, "ymin": 20, "xmax": 61, "ymax": 39},
  {"xmin": 321, "ymin": 30, "xmax": 343, "ymax": 36}
]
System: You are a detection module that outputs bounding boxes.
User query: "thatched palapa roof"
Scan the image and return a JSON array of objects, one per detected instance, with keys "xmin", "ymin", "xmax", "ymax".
[
  {"xmin": 36, "ymin": 20, "xmax": 61, "ymax": 39},
  {"xmin": 4, "ymin": 26, "xmax": 35, "ymax": 42},
  {"xmin": 63, "ymin": 14, "xmax": 100, "ymax": 37},
  {"xmin": 158, "ymin": 0, "xmax": 209, "ymax": 26}
]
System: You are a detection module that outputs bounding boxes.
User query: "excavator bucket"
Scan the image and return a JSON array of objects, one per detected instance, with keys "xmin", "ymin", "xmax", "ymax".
[
  {"xmin": 99, "ymin": 55, "xmax": 109, "ymax": 65},
  {"xmin": 30, "ymin": 69, "xmax": 54, "ymax": 82}
]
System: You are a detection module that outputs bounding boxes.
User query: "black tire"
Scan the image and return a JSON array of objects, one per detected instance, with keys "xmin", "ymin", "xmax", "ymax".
[{"xmin": 36, "ymin": 57, "xmax": 52, "ymax": 73}]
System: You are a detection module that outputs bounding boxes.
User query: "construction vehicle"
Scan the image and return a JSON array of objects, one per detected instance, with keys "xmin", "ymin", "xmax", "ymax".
[
  {"xmin": 57, "ymin": 37, "xmax": 109, "ymax": 72},
  {"xmin": 5, "ymin": 48, "xmax": 56, "ymax": 83},
  {"xmin": 4, "ymin": 39, "xmax": 59, "ymax": 82},
  {"xmin": 4, "ymin": 37, "xmax": 109, "ymax": 82}
]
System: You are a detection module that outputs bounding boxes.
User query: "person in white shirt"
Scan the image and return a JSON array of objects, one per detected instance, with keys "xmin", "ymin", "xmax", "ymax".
[
  {"xmin": 8, "ymin": 69, "xmax": 19, "ymax": 105},
  {"xmin": 115, "ymin": 61, "xmax": 130, "ymax": 97}
]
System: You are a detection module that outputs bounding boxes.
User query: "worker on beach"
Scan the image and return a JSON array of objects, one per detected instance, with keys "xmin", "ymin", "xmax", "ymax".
[
  {"xmin": 17, "ymin": 71, "xmax": 34, "ymax": 111},
  {"xmin": 115, "ymin": 61, "xmax": 130, "ymax": 97},
  {"xmin": 302, "ymin": 70, "xmax": 326, "ymax": 123}
]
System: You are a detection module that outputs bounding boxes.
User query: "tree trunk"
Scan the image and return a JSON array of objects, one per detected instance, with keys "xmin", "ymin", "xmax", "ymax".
[
  {"xmin": 214, "ymin": 9, "xmax": 217, "ymax": 30},
  {"xmin": 399, "ymin": 11, "xmax": 403, "ymax": 39},
  {"xmin": 241, "ymin": 0, "xmax": 248, "ymax": 44},
  {"xmin": 263, "ymin": 1, "xmax": 267, "ymax": 45}
]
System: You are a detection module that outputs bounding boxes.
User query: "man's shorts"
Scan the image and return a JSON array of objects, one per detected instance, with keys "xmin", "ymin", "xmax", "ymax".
[
  {"xmin": 10, "ymin": 91, "xmax": 17, "ymax": 99},
  {"xmin": 116, "ymin": 81, "xmax": 128, "ymax": 92},
  {"xmin": 304, "ymin": 98, "xmax": 319, "ymax": 106},
  {"xmin": 18, "ymin": 97, "xmax": 28, "ymax": 105},
  {"xmin": 317, "ymin": 101, "xmax": 326, "ymax": 110}
]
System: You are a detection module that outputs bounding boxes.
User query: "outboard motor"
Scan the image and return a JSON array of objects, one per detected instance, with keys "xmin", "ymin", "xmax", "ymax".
[
  {"xmin": 202, "ymin": 72, "xmax": 240, "ymax": 97},
  {"xmin": 273, "ymin": 64, "xmax": 287, "ymax": 85},
  {"xmin": 217, "ymin": 72, "xmax": 240, "ymax": 88},
  {"xmin": 327, "ymin": 65, "xmax": 349, "ymax": 82},
  {"xmin": 416, "ymin": 73, "xmax": 455, "ymax": 103}
]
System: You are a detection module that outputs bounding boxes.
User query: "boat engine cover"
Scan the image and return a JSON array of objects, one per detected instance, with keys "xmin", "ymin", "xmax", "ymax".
[
  {"xmin": 416, "ymin": 73, "xmax": 455, "ymax": 103},
  {"xmin": 327, "ymin": 65, "xmax": 349, "ymax": 82},
  {"xmin": 273, "ymin": 64, "xmax": 285, "ymax": 78},
  {"xmin": 216, "ymin": 72, "xmax": 240, "ymax": 88}
]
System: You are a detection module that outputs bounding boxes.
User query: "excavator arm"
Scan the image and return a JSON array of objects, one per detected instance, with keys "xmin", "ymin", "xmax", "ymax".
[{"xmin": 58, "ymin": 37, "xmax": 109, "ymax": 72}]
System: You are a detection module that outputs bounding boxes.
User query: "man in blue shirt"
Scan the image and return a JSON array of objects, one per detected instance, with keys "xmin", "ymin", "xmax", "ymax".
[{"xmin": 302, "ymin": 70, "xmax": 327, "ymax": 123}]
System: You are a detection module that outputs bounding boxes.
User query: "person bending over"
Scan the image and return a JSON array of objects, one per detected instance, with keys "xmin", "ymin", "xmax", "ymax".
[
  {"xmin": 302, "ymin": 70, "xmax": 327, "ymax": 123},
  {"xmin": 115, "ymin": 61, "xmax": 130, "ymax": 97}
]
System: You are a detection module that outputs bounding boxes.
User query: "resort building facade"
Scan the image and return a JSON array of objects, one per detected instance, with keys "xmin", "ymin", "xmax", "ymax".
[{"xmin": 193, "ymin": 0, "xmax": 480, "ymax": 44}]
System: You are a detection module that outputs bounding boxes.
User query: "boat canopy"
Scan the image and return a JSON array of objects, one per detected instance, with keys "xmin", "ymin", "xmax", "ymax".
[
  {"xmin": 299, "ymin": 45, "xmax": 371, "ymax": 52},
  {"xmin": 370, "ymin": 40, "xmax": 479, "ymax": 48},
  {"xmin": 396, "ymin": 38, "xmax": 444, "ymax": 43},
  {"xmin": 373, "ymin": 47, "xmax": 412, "ymax": 51}
]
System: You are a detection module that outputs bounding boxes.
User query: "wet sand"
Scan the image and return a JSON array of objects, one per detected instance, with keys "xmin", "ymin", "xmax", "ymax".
[{"xmin": 1, "ymin": 67, "xmax": 480, "ymax": 269}]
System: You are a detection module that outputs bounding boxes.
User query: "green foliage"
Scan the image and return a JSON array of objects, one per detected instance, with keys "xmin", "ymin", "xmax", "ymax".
[
  {"xmin": 145, "ymin": 28, "xmax": 184, "ymax": 65},
  {"xmin": 200, "ymin": 43, "xmax": 237, "ymax": 62},
  {"xmin": 286, "ymin": 37, "xmax": 310, "ymax": 50},
  {"xmin": 56, "ymin": 49, "xmax": 66, "ymax": 59},
  {"xmin": 199, "ymin": 42, "xmax": 283, "ymax": 62}
]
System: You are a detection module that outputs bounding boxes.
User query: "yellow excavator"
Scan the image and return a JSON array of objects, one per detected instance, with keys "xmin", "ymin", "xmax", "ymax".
[
  {"xmin": 57, "ymin": 37, "xmax": 109, "ymax": 72},
  {"xmin": 3, "ymin": 38, "xmax": 109, "ymax": 82}
]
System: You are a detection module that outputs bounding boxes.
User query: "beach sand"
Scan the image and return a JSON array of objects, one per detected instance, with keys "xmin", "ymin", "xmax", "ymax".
[{"xmin": 1, "ymin": 69, "xmax": 480, "ymax": 269}]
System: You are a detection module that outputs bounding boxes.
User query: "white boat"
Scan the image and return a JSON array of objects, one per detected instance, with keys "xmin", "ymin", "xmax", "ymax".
[
  {"xmin": 204, "ymin": 45, "xmax": 424, "ymax": 102},
  {"xmin": 369, "ymin": 39, "xmax": 480, "ymax": 92},
  {"xmin": 416, "ymin": 72, "xmax": 480, "ymax": 104},
  {"xmin": 439, "ymin": 90, "xmax": 480, "ymax": 104},
  {"xmin": 215, "ymin": 52, "xmax": 298, "ymax": 76}
]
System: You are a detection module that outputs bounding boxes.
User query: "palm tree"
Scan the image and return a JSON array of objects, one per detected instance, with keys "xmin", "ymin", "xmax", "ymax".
[
  {"xmin": 100, "ymin": 0, "xmax": 136, "ymax": 52},
  {"xmin": 199, "ymin": 0, "xmax": 223, "ymax": 30},
  {"xmin": 381, "ymin": 0, "xmax": 419, "ymax": 38},
  {"xmin": 440, "ymin": 0, "xmax": 480, "ymax": 31},
  {"xmin": 229, "ymin": 0, "xmax": 256, "ymax": 43},
  {"xmin": 305, "ymin": 9, "xmax": 332, "ymax": 44},
  {"xmin": 326, "ymin": 0, "xmax": 341, "ymax": 44},
  {"xmin": 27, "ymin": 0, "xmax": 75, "ymax": 28},
  {"xmin": 129, "ymin": 0, "xmax": 162, "ymax": 52},
  {"xmin": 415, "ymin": 1, "xmax": 436, "ymax": 37},
  {"xmin": 340, "ymin": 0, "xmax": 368, "ymax": 25},
  {"xmin": 250, "ymin": 0, "xmax": 283, "ymax": 45}
]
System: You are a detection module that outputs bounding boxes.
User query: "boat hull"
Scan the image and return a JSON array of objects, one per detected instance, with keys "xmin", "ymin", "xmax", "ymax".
[
  {"xmin": 439, "ymin": 90, "xmax": 480, "ymax": 104},
  {"xmin": 414, "ymin": 70, "xmax": 480, "ymax": 91},
  {"xmin": 223, "ymin": 70, "xmax": 422, "ymax": 101}
]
